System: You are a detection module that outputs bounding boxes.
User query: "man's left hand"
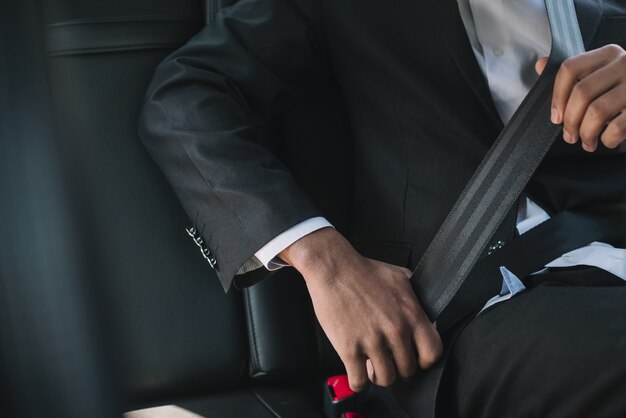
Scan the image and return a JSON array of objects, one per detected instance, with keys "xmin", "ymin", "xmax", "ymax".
[{"xmin": 536, "ymin": 44, "xmax": 626, "ymax": 152}]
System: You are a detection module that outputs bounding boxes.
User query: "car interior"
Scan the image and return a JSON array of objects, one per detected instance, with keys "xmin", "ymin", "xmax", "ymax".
[
  {"xmin": 1, "ymin": 0, "xmax": 376, "ymax": 417},
  {"xmin": 6, "ymin": 0, "xmax": 626, "ymax": 417}
]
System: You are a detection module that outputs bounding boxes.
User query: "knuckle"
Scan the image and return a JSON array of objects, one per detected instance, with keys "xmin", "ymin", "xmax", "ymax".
[
  {"xmin": 386, "ymin": 323, "xmax": 407, "ymax": 342},
  {"xmin": 420, "ymin": 350, "xmax": 442, "ymax": 368},
  {"xmin": 605, "ymin": 44, "xmax": 624, "ymax": 57},
  {"xmin": 560, "ymin": 58, "xmax": 575, "ymax": 75},
  {"xmin": 349, "ymin": 377, "xmax": 368, "ymax": 392},
  {"xmin": 614, "ymin": 123, "xmax": 626, "ymax": 139},
  {"xmin": 398, "ymin": 363, "xmax": 417, "ymax": 379},
  {"xmin": 419, "ymin": 337, "xmax": 443, "ymax": 369},
  {"xmin": 419, "ymin": 353, "xmax": 438, "ymax": 369},
  {"xmin": 572, "ymin": 82, "xmax": 592, "ymax": 103},
  {"xmin": 364, "ymin": 334, "xmax": 385, "ymax": 351},
  {"xmin": 587, "ymin": 102, "xmax": 607, "ymax": 119},
  {"xmin": 377, "ymin": 376, "xmax": 397, "ymax": 388},
  {"xmin": 405, "ymin": 299, "xmax": 422, "ymax": 316},
  {"xmin": 604, "ymin": 124, "xmax": 626, "ymax": 148}
]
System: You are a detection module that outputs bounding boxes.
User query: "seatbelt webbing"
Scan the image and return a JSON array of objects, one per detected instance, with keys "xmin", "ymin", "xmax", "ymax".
[
  {"xmin": 410, "ymin": 0, "xmax": 586, "ymax": 322},
  {"xmin": 434, "ymin": 206, "xmax": 626, "ymax": 332}
]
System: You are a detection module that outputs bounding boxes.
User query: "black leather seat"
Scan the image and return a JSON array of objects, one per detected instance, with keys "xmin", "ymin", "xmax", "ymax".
[
  {"xmin": 44, "ymin": 0, "xmax": 248, "ymax": 406},
  {"xmin": 8, "ymin": 0, "xmax": 355, "ymax": 416}
]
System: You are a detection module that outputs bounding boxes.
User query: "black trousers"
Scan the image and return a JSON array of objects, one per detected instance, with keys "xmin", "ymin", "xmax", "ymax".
[{"xmin": 436, "ymin": 267, "xmax": 626, "ymax": 418}]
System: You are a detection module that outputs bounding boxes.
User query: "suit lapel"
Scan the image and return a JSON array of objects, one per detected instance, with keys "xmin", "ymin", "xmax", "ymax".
[
  {"xmin": 426, "ymin": 0, "xmax": 503, "ymax": 128},
  {"xmin": 425, "ymin": 0, "xmax": 604, "ymax": 130}
]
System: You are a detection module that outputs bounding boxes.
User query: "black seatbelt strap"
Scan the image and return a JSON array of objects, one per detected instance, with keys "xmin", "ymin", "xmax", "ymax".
[
  {"xmin": 410, "ymin": 0, "xmax": 586, "ymax": 323},
  {"xmin": 435, "ymin": 205, "xmax": 626, "ymax": 331},
  {"xmin": 328, "ymin": 2, "xmax": 593, "ymax": 418}
]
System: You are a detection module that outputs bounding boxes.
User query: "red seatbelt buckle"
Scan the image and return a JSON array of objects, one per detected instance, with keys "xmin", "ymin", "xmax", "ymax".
[
  {"xmin": 327, "ymin": 375, "xmax": 355, "ymax": 401},
  {"xmin": 323, "ymin": 375, "xmax": 366, "ymax": 418}
]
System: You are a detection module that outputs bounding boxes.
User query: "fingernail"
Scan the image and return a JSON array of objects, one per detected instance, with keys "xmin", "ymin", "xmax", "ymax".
[
  {"xmin": 366, "ymin": 359, "xmax": 374, "ymax": 380},
  {"xmin": 563, "ymin": 129, "xmax": 576, "ymax": 144},
  {"xmin": 582, "ymin": 142, "xmax": 597, "ymax": 152},
  {"xmin": 551, "ymin": 108, "xmax": 561, "ymax": 124}
]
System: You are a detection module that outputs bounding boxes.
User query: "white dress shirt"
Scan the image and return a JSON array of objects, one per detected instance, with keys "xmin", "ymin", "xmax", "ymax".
[{"xmin": 242, "ymin": 0, "xmax": 626, "ymax": 285}]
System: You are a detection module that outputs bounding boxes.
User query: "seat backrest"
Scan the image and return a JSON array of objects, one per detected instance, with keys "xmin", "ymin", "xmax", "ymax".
[
  {"xmin": 198, "ymin": 0, "xmax": 353, "ymax": 385},
  {"xmin": 43, "ymin": 0, "xmax": 248, "ymax": 407},
  {"xmin": 43, "ymin": 0, "xmax": 353, "ymax": 406},
  {"xmin": 1, "ymin": 2, "xmax": 121, "ymax": 416}
]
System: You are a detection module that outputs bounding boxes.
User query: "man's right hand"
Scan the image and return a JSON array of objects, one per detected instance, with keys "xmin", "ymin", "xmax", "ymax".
[{"xmin": 280, "ymin": 228, "xmax": 443, "ymax": 392}]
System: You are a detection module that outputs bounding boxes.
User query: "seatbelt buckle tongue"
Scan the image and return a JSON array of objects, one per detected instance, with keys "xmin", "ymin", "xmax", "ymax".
[{"xmin": 324, "ymin": 375, "xmax": 366, "ymax": 418}]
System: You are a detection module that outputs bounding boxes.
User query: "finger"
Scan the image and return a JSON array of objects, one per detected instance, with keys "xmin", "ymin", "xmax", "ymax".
[
  {"xmin": 562, "ymin": 62, "xmax": 620, "ymax": 145},
  {"xmin": 552, "ymin": 46, "xmax": 617, "ymax": 125},
  {"xmin": 413, "ymin": 312, "xmax": 443, "ymax": 369},
  {"xmin": 366, "ymin": 343, "xmax": 398, "ymax": 387},
  {"xmin": 601, "ymin": 111, "xmax": 626, "ymax": 149},
  {"xmin": 535, "ymin": 57, "xmax": 549, "ymax": 75},
  {"xmin": 343, "ymin": 352, "xmax": 369, "ymax": 392},
  {"xmin": 387, "ymin": 331, "xmax": 418, "ymax": 379},
  {"xmin": 579, "ymin": 84, "xmax": 626, "ymax": 151}
]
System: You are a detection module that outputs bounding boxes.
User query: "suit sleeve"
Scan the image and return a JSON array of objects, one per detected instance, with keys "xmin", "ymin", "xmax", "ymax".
[{"xmin": 138, "ymin": 0, "xmax": 329, "ymax": 292}]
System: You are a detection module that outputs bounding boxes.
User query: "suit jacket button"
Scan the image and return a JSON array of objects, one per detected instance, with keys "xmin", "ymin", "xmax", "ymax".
[{"xmin": 187, "ymin": 227, "xmax": 217, "ymax": 268}]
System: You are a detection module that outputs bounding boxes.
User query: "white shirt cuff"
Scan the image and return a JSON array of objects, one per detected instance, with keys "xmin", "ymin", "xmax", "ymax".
[{"xmin": 254, "ymin": 217, "xmax": 334, "ymax": 271}]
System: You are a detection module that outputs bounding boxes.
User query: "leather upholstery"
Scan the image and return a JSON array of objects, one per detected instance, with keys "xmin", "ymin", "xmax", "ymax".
[
  {"xmin": 45, "ymin": 17, "xmax": 199, "ymax": 56},
  {"xmin": 205, "ymin": 0, "xmax": 238, "ymax": 22},
  {"xmin": 43, "ymin": 0, "xmax": 249, "ymax": 405},
  {"xmin": 9, "ymin": 1, "xmax": 624, "ymax": 416},
  {"xmin": 1, "ymin": 2, "xmax": 121, "ymax": 416},
  {"xmin": 34, "ymin": 0, "xmax": 346, "ymax": 415},
  {"xmin": 244, "ymin": 269, "xmax": 343, "ymax": 382},
  {"xmin": 244, "ymin": 270, "xmax": 318, "ymax": 381},
  {"xmin": 4, "ymin": 0, "xmax": 350, "ymax": 415}
]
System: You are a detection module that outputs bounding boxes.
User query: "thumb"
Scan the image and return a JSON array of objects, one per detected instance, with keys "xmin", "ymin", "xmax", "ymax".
[{"xmin": 535, "ymin": 57, "xmax": 549, "ymax": 75}]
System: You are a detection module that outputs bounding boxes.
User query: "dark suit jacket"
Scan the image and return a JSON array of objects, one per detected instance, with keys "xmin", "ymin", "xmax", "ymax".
[{"xmin": 138, "ymin": 0, "xmax": 626, "ymax": 292}]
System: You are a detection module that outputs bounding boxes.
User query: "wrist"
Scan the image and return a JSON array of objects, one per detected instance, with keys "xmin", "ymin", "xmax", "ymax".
[{"xmin": 279, "ymin": 227, "xmax": 357, "ymax": 279}]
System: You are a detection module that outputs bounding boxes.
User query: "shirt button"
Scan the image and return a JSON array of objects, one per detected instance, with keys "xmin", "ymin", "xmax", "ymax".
[{"xmin": 493, "ymin": 48, "xmax": 504, "ymax": 57}]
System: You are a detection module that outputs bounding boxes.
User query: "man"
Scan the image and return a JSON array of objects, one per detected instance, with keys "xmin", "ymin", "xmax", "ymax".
[{"xmin": 138, "ymin": 0, "xmax": 626, "ymax": 416}]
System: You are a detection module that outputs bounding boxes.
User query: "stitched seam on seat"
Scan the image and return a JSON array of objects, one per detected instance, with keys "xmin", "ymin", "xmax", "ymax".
[
  {"xmin": 244, "ymin": 291, "xmax": 262, "ymax": 373},
  {"xmin": 45, "ymin": 16, "xmax": 198, "ymax": 28},
  {"xmin": 47, "ymin": 43, "xmax": 180, "ymax": 56},
  {"xmin": 45, "ymin": 17, "xmax": 200, "ymax": 56}
]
